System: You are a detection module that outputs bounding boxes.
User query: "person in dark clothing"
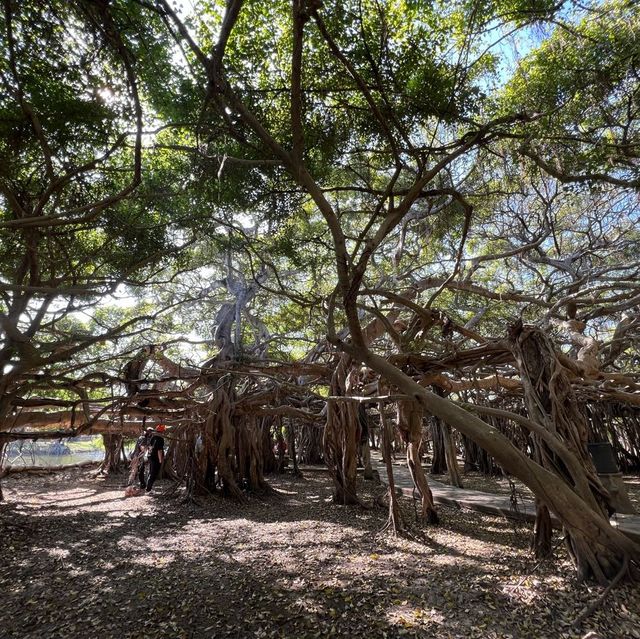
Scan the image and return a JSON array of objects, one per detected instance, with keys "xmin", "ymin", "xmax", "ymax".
[
  {"xmin": 144, "ymin": 424, "xmax": 165, "ymax": 493},
  {"xmin": 129, "ymin": 427, "xmax": 153, "ymax": 489}
]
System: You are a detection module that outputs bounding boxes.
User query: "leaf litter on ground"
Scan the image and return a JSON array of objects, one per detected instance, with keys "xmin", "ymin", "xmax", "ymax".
[{"xmin": 0, "ymin": 467, "xmax": 638, "ymax": 639}]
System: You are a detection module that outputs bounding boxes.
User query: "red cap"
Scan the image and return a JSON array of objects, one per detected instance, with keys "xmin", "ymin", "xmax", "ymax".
[{"xmin": 156, "ymin": 424, "xmax": 166, "ymax": 432}]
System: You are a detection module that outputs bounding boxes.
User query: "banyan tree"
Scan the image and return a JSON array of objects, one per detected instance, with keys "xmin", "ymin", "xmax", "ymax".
[{"xmin": 2, "ymin": 0, "xmax": 640, "ymax": 587}]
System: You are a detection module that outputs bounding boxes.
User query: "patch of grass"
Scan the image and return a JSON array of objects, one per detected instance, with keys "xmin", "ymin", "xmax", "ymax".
[{"xmin": 66, "ymin": 436, "xmax": 103, "ymax": 453}]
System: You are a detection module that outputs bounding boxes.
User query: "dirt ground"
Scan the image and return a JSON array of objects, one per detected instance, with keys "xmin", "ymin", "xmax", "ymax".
[{"xmin": 1, "ymin": 468, "xmax": 639, "ymax": 639}]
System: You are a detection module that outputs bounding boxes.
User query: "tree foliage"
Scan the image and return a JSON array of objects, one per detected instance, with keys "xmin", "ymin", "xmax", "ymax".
[{"xmin": 1, "ymin": 0, "xmax": 640, "ymax": 583}]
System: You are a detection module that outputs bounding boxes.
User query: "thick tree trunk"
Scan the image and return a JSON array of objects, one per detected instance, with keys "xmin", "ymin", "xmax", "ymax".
[
  {"xmin": 322, "ymin": 294, "xmax": 409, "ymax": 502},
  {"xmin": 433, "ymin": 386, "xmax": 462, "ymax": 488},
  {"xmin": 429, "ymin": 388, "xmax": 463, "ymax": 486},
  {"xmin": 510, "ymin": 324, "xmax": 627, "ymax": 578},
  {"xmin": 430, "ymin": 417, "xmax": 448, "ymax": 474},
  {"xmin": 298, "ymin": 422, "xmax": 324, "ymax": 464},
  {"xmin": 190, "ymin": 414, "xmax": 217, "ymax": 496},
  {"xmin": 532, "ymin": 501, "xmax": 553, "ymax": 558},
  {"xmin": 442, "ymin": 424, "xmax": 463, "ymax": 488},
  {"xmin": 324, "ymin": 357, "xmax": 359, "ymax": 504},
  {"xmin": 98, "ymin": 433, "xmax": 123, "ymax": 475},
  {"xmin": 186, "ymin": 383, "xmax": 244, "ymax": 500},
  {"xmin": 325, "ymin": 397, "xmax": 359, "ymax": 504},
  {"xmin": 462, "ymin": 433, "xmax": 501, "ymax": 475},
  {"xmin": 238, "ymin": 415, "xmax": 269, "ymax": 492},
  {"xmin": 398, "ymin": 399, "xmax": 438, "ymax": 524},
  {"xmin": 212, "ymin": 388, "xmax": 243, "ymax": 499},
  {"xmin": 188, "ymin": 425, "xmax": 212, "ymax": 497},
  {"xmin": 528, "ymin": 440, "xmax": 554, "ymax": 558},
  {"xmin": 352, "ymin": 347, "xmax": 640, "ymax": 584}
]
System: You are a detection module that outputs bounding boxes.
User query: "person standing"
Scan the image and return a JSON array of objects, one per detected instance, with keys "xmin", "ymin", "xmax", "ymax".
[
  {"xmin": 128, "ymin": 426, "xmax": 153, "ymax": 490},
  {"xmin": 144, "ymin": 424, "xmax": 166, "ymax": 494}
]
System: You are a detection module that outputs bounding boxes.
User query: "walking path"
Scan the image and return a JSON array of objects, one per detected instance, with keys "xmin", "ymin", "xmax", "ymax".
[{"xmin": 370, "ymin": 451, "xmax": 640, "ymax": 544}]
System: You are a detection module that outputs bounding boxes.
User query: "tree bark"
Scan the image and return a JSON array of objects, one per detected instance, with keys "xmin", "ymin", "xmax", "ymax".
[
  {"xmin": 240, "ymin": 415, "xmax": 269, "ymax": 491},
  {"xmin": 379, "ymin": 398, "xmax": 402, "ymax": 533},
  {"xmin": 348, "ymin": 346, "xmax": 640, "ymax": 584},
  {"xmin": 432, "ymin": 387, "xmax": 463, "ymax": 487},
  {"xmin": 298, "ymin": 422, "xmax": 324, "ymax": 464},
  {"xmin": 462, "ymin": 433, "xmax": 501, "ymax": 475},
  {"xmin": 430, "ymin": 417, "xmax": 447, "ymax": 474},
  {"xmin": 324, "ymin": 357, "xmax": 359, "ymax": 504},
  {"xmin": 442, "ymin": 423, "xmax": 463, "ymax": 488},
  {"xmin": 532, "ymin": 501, "xmax": 553, "ymax": 558},
  {"xmin": 398, "ymin": 399, "xmax": 439, "ymax": 523},
  {"xmin": 510, "ymin": 323, "xmax": 628, "ymax": 576},
  {"xmin": 98, "ymin": 433, "xmax": 123, "ymax": 475},
  {"xmin": 211, "ymin": 386, "xmax": 244, "ymax": 499}
]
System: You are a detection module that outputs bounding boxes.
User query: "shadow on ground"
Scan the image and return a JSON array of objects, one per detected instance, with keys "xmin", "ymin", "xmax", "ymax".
[{"xmin": 1, "ymin": 469, "xmax": 639, "ymax": 639}]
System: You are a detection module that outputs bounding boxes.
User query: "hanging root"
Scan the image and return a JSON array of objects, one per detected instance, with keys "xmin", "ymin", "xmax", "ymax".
[
  {"xmin": 379, "ymin": 490, "xmax": 432, "ymax": 544},
  {"xmin": 379, "ymin": 487, "xmax": 405, "ymax": 536}
]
